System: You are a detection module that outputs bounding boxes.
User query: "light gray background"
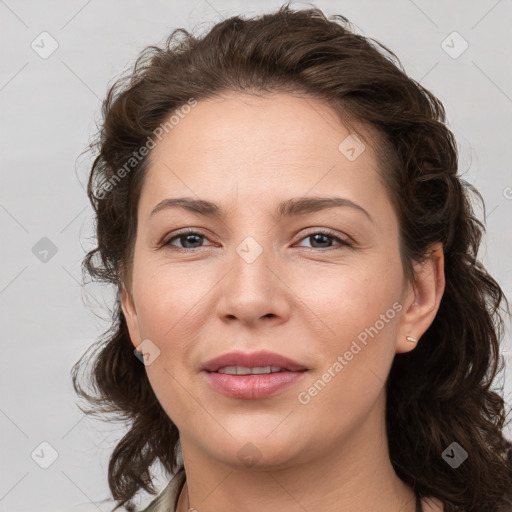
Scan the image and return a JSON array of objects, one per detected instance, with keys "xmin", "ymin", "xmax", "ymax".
[{"xmin": 1, "ymin": 1, "xmax": 511, "ymax": 511}]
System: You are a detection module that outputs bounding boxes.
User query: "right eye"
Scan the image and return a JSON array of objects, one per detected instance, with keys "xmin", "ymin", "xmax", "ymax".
[{"xmin": 163, "ymin": 229, "xmax": 214, "ymax": 251}]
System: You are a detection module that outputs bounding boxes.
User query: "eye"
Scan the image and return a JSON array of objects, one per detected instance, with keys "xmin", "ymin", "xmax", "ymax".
[
  {"xmin": 163, "ymin": 229, "xmax": 213, "ymax": 251},
  {"xmin": 162, "ymin": 228, "xmax": 353, "ymax": 252},
  {"xmin": 295, "ymin": 229, "xmax": 353, "ymax": 250}
]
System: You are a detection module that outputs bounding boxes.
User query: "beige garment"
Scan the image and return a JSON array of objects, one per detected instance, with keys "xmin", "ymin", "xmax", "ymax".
[{"xmin": 141, "ymin": 468, "xmax": 186, "ymax": 512}]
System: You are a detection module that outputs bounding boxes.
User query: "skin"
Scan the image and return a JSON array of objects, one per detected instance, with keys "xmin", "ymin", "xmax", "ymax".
[{"xmin": 121, "ymin": 91, "xmax": 445, "ymax": 512}]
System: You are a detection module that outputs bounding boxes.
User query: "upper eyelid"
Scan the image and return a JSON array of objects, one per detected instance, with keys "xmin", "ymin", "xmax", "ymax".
[{"xmin": 164, "ymin": 228, "xmax": 214, "ymax": 244}]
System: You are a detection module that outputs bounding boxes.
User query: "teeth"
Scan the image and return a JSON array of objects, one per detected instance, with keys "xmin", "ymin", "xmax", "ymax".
[{"xmin": 217, "ymin": 366, "xmax": 284, "ymax": 375}]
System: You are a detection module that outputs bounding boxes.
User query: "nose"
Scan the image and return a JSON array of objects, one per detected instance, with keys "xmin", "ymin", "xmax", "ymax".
[{"xmin": 215, "ymin": 236, "xmax": 291, "ymax": 327}]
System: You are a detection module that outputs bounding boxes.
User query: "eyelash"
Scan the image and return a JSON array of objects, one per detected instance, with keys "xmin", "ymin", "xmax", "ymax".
[{"xmin": 162, "ymin": 228, "xmax": 353, "ymax": 252}]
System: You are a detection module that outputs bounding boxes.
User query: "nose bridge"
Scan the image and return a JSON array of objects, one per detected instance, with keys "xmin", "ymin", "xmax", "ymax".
[
  {"xmin": 227, "ymin": 206, "xmax": 275, "ymax": 270},
  {"xmin": 230, "ymin": 232, "xmax": 274, "ymax": 294},
  {"xmin": 216, "ymin": 228, "xmax": 289, "ymax": 323}
]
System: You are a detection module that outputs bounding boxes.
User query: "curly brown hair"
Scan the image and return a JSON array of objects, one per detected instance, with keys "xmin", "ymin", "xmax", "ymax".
[{"xmin": 72, "ymin": 3, "xmax": 512, "ymax": 511}]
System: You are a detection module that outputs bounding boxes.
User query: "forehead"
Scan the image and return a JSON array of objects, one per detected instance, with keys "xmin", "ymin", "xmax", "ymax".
[
  {"xmin": 149, "ymin": 91, "xmax": 370, "ymax": 162},
  {"xmin": 139, "ymin": 91, "xmax": 386, "ymax": 218}
]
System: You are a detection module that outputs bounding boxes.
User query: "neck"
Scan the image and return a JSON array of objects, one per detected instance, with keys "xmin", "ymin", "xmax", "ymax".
[{"xmin": 176, "ymin": 391, "xmax": 417, "ymax": 512}]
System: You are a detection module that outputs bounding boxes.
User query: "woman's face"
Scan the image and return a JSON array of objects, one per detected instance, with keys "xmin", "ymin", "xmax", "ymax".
[{"xmin": 122, "ymin": 91, "xmax": 426, "ymax": 469}]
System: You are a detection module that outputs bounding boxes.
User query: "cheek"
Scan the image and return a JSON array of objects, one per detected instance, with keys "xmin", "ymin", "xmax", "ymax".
[
  {"xmin": 133, "ymin": 260, "xmax": 208, "ymax": 341},
  {"xmin": 135, "ymin": 278, "xmax": 205, "ymax": 428},
  {"xmin": 296, "ymin": 261, "xmax": 402, "ymax": 342},
  {"xmin": 292, "ymin": 263, "xmax": 402, "ymax": 401},
  {"xmin": 294, "ymin": 281, "xmax": 400, "ymax": 430}
]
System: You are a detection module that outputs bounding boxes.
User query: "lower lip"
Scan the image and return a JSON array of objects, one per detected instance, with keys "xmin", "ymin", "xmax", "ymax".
[{"xmin": 203, "ymin": 370, "xmax": 308, "ymax": 399}]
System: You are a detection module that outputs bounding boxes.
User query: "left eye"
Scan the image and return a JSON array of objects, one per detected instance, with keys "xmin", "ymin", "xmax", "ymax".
[
  {"xmin": 296, "ymin": 230, "xmax": 352, "ymax": 250},
  {"xmin": 163, "ymin": 229, "xmax": 351, "ymax": 251}
]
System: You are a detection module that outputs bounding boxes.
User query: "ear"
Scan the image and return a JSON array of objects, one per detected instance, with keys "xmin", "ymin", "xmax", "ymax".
[
  {"xmin": 396, "ymin": 242, "xmax": 445, "ymax": 354},
  {"xmin": 121, "ymin": 284, "xmax": 142, "ymax": 349}
]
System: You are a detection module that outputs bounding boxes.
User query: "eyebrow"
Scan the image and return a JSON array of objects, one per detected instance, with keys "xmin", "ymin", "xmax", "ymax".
[{"xmin": 149, "ymin": 196, "xmax": 373, "ymax": 223}]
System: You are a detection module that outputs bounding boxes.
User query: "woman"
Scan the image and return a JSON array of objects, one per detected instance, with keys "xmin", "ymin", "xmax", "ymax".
[{"xmin": 72, "ymin": 4, "xmax": 512, "ymax": 512}]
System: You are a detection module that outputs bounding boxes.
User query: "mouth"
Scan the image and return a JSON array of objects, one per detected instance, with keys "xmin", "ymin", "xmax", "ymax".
[
  {"xmin": 201, "ymin": 351, "xmax": 309, "ymax": 400},
  {"xmin": 202, "ymin": 368, "xmax": 308, "ymax": 399},
  {"xmin": 202, "ymin": 350, "xmax": 308, "ymax": 373},
  {"xmin": 212, "ymin": 365, "xmax": 303, "ymax": 375}
]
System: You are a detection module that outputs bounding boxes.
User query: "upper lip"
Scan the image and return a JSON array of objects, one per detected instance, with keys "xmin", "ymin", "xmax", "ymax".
[{"xmin": 202, "ymin": 350, "xmax": 308, "ymax": 372}]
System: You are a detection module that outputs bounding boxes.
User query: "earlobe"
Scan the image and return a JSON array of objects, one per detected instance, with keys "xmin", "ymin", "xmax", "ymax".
[
  {"xmin": 396, "ymin": 242, "xmax": 445, "ymax": 354},
  {"xmin": 121, "ymin": 284, "xmax": 142, "ymax": 348}
]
